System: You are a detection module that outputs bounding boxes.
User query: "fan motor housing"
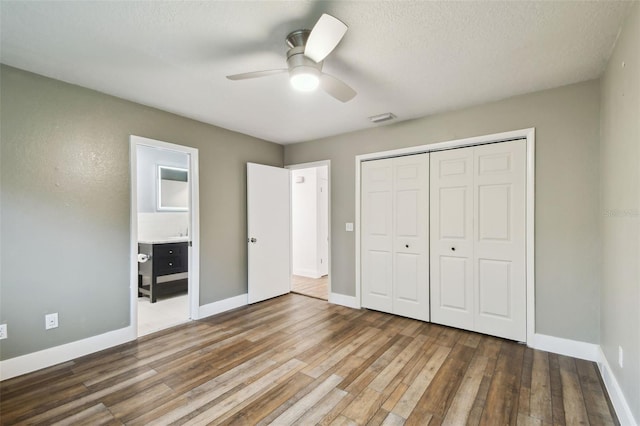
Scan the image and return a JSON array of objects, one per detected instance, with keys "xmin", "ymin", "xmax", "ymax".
[
  {"xmin": 286, "ymin": 29, "xmax": 310, "ymax": 48},
  {"xmin": 286, "ymin": 45, "xmax": 323, "ymax": 73}
]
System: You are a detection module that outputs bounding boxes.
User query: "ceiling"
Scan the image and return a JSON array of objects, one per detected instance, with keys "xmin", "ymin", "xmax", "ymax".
[{"xmin": 0, "ymin": 1, "xmax": 631, "ymax": 145}]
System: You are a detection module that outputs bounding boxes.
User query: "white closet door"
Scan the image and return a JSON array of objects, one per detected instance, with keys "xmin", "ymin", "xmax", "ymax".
[
  {"xmin": 361, "ymin": 158, "xmax": 394, "ymax": 313},
  {"xmin": 430, "ymin": 140, "xmax": 526, "ymax": 341},
  {"xmin": 393, "ymin": 154, "xmax": 429, "ymax": 321},
  {"xmin": 362, "ymin": 154, "xmax": 429, "ymax": 321},
  {"xmin": 430, "ymin": 149, "xmax": 474, "ymax": 330},
  {"xmin": 474, "ymin": 140, "xmax": 526, "ymax": 341}
]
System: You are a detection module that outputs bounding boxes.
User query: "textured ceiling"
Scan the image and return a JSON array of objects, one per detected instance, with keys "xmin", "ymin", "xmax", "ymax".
[{"xmin": 0, "ymin": 1, "xmax": 631, "ymax": 144}]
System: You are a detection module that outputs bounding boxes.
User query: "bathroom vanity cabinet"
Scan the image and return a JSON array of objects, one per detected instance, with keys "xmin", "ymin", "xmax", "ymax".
[{"xmin": 138, "ymin": 240, "xmax": 188, "ymax": 303}]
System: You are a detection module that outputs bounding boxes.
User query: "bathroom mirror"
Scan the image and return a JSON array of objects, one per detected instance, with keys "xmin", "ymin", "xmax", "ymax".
[{"xmin": 157, "ymin": 166, "xmax": 188, "ymax": 211}]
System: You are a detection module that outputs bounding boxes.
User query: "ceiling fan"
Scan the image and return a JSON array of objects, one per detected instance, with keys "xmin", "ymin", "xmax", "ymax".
[{"xmin": 226, "ymin": 14, "xmax": 356, "ymax": 103}]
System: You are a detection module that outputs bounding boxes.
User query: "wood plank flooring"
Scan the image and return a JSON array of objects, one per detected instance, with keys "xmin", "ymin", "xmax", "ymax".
[
  {"xmin": 0, "ymin": 294, "xmax": 617, "ymax": 425},
  {"xmin": 291, "ymin": 275, "xmax": 328, "ymax": 301}
]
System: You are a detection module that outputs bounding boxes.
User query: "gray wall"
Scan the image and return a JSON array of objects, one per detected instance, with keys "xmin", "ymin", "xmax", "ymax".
[
  {"xmin": 136, "ymin": 145, "xmax": 189, "ymax": 213},
  {"xmin": 600, "ymin": 3, "xmax": 640, "ymax": 421},
  {"xmin": 0, "ymin": 65, "xmax": 283, "ymax": 360},
  {"xmin": 285, "ymin": 80, "xmax": 601, "ymax": 344}
]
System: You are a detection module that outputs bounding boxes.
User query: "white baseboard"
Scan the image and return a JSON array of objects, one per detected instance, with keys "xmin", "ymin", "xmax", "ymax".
[
  {"xmin": 0, "ymin": 326, "xmax": 135, "ymax": 381},
  {"xmin": 292, "ymin": 268, "xmax": 322, "ymax": 279},
  {"xmin": 529, "ymin": 333, "xmax": 600, "ymax": 361},
  {"xmin": 198, "ymin": 293, "xmax": 248, "ymax": 319},
  {"xmin": 529, "ymin": 334, "xmax": 637, "ymax": 425},
  {"xmin": 328, "ymin": 292, "xmax": 360, "ymax": 309},
  {"xmin": 597, "ymin": 347, "xmax": 638, "ymax": 426}
]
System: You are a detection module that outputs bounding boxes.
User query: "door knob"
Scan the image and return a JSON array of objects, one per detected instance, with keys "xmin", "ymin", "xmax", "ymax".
[
  {"xmin": 451, "ymin": 247, "xmax": 456, "ymax": 251},
  {"xmin": 405, "ymin": 244, "xmax": 409, "ymax": 248},
  {"xmin": 249, "ymin": 237, "xmax": 257, "ymax": 243}
]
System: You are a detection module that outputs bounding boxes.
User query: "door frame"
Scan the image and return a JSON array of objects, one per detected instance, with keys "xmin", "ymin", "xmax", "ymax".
[
  {"xmin": 129, "ymin": 135, "xmax": 201, "ymax": 337},
  {"xmin": 286, "ymin": 160, "xmax": 332, "ymax": 299},
  {"xmin": 355, "ymin": 128, "xmax": 535, "ymax": 343}
]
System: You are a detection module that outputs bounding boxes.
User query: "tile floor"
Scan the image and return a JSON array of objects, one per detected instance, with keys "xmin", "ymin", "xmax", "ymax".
[{"xmin": 137, "ymin": 292, "xmax": 189, "ymax": 336}]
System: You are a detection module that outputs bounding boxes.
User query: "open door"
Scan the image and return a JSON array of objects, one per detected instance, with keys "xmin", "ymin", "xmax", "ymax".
[{"xmin": 247, "ymin": 163, "xmax": 291, "ymax": 304}]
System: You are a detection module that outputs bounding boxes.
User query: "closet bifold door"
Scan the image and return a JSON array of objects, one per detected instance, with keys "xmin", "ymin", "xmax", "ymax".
[
  {"xmin": 361, "ymin": 157, "xmax": 394, "ymax": 314},
  {"xmin": 361, "ymin": 153, "xmax": 429, "ymax": 321},
  {"xmin": 473, "ymin": 140, "xmax": 526, "ymax": 341},
  {"xmin": 429, "ymin": 148, "xmax": 474, "ymax": 331},
  {"xmin": 430, "ymin": 140, "xmax": 526, "ymax": 341}
]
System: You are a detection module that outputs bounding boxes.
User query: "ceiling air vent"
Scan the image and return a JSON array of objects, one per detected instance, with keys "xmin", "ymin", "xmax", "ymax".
[{"xmin": 368, "ymin": 112, "xmax": 396, "ymax": 124}]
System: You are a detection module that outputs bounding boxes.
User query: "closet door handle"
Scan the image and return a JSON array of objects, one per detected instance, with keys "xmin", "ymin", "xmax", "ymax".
[
  {"xmin": 405, "ymin": 244, "xmax": 409, "ymax": 248},
  {"xmin": 451, "ymin": 247, "xmax": 456, "ymax": 251}
]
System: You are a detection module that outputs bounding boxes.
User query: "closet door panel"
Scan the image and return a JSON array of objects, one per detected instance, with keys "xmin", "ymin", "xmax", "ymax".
[
  {"xmin": 430, "ymin": 150, "xmax": 474, "ymax": 330},
  {"xmin": 474, "ymin": 140, "xmax": 526, "ymax": 341},
  {"xmin": 439, "ymin": 256, "xmax": 469, "ymax": 310},
  {"xmin": 361, "ymin": 159, "xmax": 394, "ymax": 313},
  {"xmin": 393, "ymin": 154, "xmax": 429, "ymax": 321}
]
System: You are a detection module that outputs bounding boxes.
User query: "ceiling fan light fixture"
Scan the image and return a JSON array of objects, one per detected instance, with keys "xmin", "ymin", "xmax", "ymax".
[{"xmin": 290, "ymin": 67, "xmax": 320, "ymax": 92}]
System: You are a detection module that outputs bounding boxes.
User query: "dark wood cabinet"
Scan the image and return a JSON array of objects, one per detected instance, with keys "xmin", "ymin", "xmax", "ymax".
[{"xmin": 138, "ymin": 241, "xmax": 188, "ymax": 303}]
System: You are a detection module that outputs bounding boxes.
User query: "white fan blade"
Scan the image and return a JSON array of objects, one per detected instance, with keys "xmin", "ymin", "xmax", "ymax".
[
  {"xmin": 305, "ymin": 14, "xmax": 348, "ymax": 63},
  {"xmin": 320, "ymin": 73, "xmax": 356, "ymax": 102},
  {"xmin": 227, "ymin": 69, "xmax": 287, "ymax": 80}
]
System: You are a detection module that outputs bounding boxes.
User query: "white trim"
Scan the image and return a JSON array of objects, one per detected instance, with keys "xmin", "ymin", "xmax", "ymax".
[
  {"xmin": 129, "ymin": 141, "xmax": 139, "ymax": 335},
  {"xmin": 285, "ymin": 160, "xmax": 332, "ymax": 299},
  {"xmin": 198, "ymin": 294, "xmax": 248, "ymax": 319},
  {"xmin": 329, "ymin": 292, "xmax": 361, "ymax": 309},
  {"xmin": 0, "ymin": 326, "xmax": 135, "ymax": 381},
  {"xmin": 129, "ymin": 135, "xmax": 201, "ymax": 334},
  {"xmin": 354, "ymin": 128, "xmax": 535, "ymax": 343},
  {"xmin": 597, "ymin": 347, "xmax": 638, "ymax": 426},
  {"xmin": 356, "ymin": 128, "xmax": 534, "ymax": 161},
  {"xmin": 355, "ymin": 156, "xmax": 362, "ymax": 309},
  {"xmin": 526, "ymin": 129, "xmax": 536, "ymax": 344},
  {"xmin": 292, "ymin": 268, "xmax": 323, "ymax": 279},
  {"xmin": 530, "ymin": 333, "xmax": 600, "ymax": 361}
]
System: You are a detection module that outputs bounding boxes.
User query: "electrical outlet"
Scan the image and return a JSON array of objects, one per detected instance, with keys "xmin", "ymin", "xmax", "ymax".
[
  {"xmin": 45, "ymin": 313, "xmax": 59, "ymax": 330},
  {"xmin": 618, "ymin": 346, "xmax": 623, "ymax": 368},
  {"xmin": 0, "ymin": 324, "xmax": 7, "ymax": 340}
]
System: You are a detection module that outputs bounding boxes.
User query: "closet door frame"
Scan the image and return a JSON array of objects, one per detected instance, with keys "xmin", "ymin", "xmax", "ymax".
[{"xmin": 355, "ymin": 128, "xmax": 535, "ymax": 344}]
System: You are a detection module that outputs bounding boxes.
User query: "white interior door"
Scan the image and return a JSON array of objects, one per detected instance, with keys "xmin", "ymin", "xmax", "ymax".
[
  {"xmin": 430, "ymin": 149, "xmax": 474, "ymax": 330},
  {"xmin": 474, "ymin": 140, "xmax": 526, "ymax": 341},
  {"xmin": 393, "ymin": 154, "xmax": 429, "ymax": 321},
  {"xmin": 247, "ymin": 163, "xmax": 291, "ymax": 304},
  {"xmin": 361, "ymin": 158, "xmax": 394, "ymax": 313}
]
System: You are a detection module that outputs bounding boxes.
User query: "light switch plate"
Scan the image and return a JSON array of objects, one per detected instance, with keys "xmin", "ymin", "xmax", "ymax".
[
  {"xmin": 0, "ymin": 324, "xmax": 7, "ymax": 340},
  {"xmin": 345, "ymin": 222, "xmax": 354, "ymax": 232}
]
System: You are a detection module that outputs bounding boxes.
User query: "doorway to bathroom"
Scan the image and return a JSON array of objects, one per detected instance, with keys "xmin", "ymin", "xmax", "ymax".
[
  {"xmin": 289, "ymin": 162, "xmax": 330, "ymax": 301},
  {"xmin": 130, "ymin": 135, "xmax": 200, "ymax": 337}
]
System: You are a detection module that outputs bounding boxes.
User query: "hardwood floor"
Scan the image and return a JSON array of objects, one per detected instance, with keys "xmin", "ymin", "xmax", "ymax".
[
  {"xmin": 0, "ymin": 294, "xmax": 617, "ymax": 425},
  {"xmin": 291, "ymin": 275, "xmax": 328, "ymax": 300}
]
